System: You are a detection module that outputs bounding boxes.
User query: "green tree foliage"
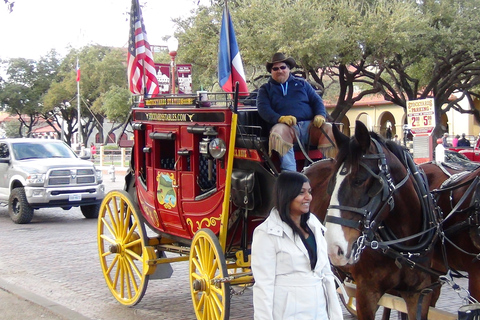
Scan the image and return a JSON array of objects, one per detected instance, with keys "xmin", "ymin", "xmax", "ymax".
[
  {"xmin": 174, "ymin": 0, "xmax": 480, "ymax": 131},
  {"xmin": 42, "ymin": 45, "xmax": 128, "ymax": 145},
  {"xmin": 97, "ymin": 85, "xmax": 132, "ymax": 144},
  {"xmin": 0, "ymin": 51, "xmax": 60, "ymax": 136},
  {"xmin": 3, "ymin": 118, "xmax": 23, "ymax": 138}
]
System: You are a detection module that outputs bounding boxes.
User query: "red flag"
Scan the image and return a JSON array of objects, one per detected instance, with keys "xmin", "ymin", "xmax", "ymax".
[
  {"xmin": 76, "ymin": 59, "xmax": 80, "ymax": 82},
  {"xmin": 127, "ymin": 0, "xmax": 159, "ymax": 95}
]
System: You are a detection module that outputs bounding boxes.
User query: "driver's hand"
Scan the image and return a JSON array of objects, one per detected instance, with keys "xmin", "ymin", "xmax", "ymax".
[{"xmin": 278, "ymin": 115, "xmax": 297, "ymax": 126}]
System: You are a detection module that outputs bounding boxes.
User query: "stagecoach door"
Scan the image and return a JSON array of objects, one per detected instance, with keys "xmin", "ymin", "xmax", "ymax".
[{"xmin": 133, "ymin": 123, "xmax": 192, "ymax": 239}]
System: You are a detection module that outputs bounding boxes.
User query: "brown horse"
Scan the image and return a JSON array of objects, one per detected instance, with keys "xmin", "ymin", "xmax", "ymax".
[
  {"xmin": 324, "ymin": 121, "xmax": 439, "ymax": 320},
  {"xmin": 303, "ymin": 158, "xmax": 336, "ymax": 221},
  {"xmin": 420, "ymin": 161, "xmax": 480, "ymax": 301}
]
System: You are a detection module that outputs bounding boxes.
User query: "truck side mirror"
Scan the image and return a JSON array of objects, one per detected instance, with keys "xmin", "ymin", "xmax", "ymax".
[{"xmin": 0, "ymin": 143, "xmax": 10, "ymax": 162}]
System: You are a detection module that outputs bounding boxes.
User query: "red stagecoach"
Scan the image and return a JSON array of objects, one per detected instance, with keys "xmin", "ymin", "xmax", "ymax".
[{"xmin": 96, "ymin": 88, "xmax": 327, "ymax": 320}]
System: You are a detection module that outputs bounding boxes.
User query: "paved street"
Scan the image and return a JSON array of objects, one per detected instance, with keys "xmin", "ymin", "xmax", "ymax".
[{"xmin": 0, "ymin": 172, "xmax": 469, "ymax": 319}]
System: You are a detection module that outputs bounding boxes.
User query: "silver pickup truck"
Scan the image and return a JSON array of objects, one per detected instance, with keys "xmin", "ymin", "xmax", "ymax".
[{"xmin": 0, "ymin": 138, "xmax": 105, "ymax": 224}]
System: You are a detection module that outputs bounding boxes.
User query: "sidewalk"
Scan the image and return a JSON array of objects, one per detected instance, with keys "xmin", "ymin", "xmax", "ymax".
[{"xmin": 0, "ymin": 278, "xmax": 88, "ymax": 320}]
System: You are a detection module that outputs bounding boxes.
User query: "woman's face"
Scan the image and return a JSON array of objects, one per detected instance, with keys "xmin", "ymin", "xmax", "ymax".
[{"xmin": 289, "ymin": 182, "xmax": 312, "ymax": 217}]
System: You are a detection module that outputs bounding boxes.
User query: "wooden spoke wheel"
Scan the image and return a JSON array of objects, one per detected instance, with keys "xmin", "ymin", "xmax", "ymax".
[
  {"xmin": 97, "ymin": 190, "xmax": 156, "ymax": 306},
  {"xmin": 189, "ymin": 229, "xmax": 231, "ymax": 320}
]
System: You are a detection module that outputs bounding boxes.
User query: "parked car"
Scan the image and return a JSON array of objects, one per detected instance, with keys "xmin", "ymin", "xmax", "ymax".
[{"xmin": 0, "ymin": 139, "xmax": 105, "ymax": 224}]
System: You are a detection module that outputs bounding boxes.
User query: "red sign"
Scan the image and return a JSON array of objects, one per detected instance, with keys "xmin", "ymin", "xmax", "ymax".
[{"xmin": 155, "ymin": 63, "xmax": 192, "ymax": 94}]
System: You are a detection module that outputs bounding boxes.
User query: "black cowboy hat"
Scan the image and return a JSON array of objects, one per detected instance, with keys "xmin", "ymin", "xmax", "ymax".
[{"xmin": 266, "ymin": 52, "xmax": 296, "ymax": 73}]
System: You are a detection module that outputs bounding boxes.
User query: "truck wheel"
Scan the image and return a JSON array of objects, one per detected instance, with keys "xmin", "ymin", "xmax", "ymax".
[
  {"xmin": 9, "ymin": 187, "xmax": 34, "ymax": 224},
  {"xmin": 81, "ymin": 204, "xmax": 100, "ymax": 219}
]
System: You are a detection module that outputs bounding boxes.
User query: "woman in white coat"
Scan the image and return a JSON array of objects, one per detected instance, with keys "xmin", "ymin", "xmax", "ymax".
[{"xmin": 251, "ymin": 171, "xmax": 343, "ymax": 320}]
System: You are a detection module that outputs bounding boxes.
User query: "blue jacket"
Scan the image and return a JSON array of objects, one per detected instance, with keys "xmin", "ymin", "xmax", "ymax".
[{"xmin": 256, "ymin": 75, "xmax": 326, "ymax": 124}]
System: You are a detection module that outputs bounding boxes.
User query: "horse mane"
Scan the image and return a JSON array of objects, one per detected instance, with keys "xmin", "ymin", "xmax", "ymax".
[{"xmin": 335, "ymin": 131, "xmax": 408, "ymax": 175}]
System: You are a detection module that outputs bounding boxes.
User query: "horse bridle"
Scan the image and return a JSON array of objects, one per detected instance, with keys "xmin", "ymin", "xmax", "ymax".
[{"xmin": 326, "ymin": 138, "xmax": 436, "ymax": 262}]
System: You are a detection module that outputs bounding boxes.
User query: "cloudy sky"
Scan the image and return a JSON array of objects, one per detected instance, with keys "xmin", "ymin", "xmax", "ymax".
[{"xmin": 0, "ymin": 0, "xmax": 201, "ymax": 60}]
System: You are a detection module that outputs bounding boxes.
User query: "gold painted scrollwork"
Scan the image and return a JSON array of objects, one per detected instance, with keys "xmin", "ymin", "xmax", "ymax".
[{"xmin": 186, "ymin": 215, "xmax": 221, "ymax": 234}]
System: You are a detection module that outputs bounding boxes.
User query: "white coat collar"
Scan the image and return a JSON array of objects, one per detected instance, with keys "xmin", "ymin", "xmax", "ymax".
[
  {"xmin": 265, "ymin": 208, "xmax": 325, "ymax": 237},
  {"xmin": 265, "ymin": 208, "xmax": 324, "ymax": 260}
]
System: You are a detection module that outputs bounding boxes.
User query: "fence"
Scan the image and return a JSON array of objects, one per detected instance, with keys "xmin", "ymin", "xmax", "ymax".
[{"xmin": 96, "ymin": 147, "xmax": 131, "ymax": 168}]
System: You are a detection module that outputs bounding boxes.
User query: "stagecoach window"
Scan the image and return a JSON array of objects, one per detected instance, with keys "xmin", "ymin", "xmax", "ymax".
[
  {"xmin": 198, "ymin": 156, "xmax": 216, "ymax": 191},
  {"xmin": 155, "ymin": 139, "xmax": 176, "ymax": 170}
]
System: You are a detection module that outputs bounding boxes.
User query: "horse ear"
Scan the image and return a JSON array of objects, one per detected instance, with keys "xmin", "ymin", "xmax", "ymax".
[
  {"xmin": 332, "ymin": 123, "xmax": 349, "ymax": 149},
  {"xmin": 354, "ymin": 121, "xmax": 371, "ymax": 153}
]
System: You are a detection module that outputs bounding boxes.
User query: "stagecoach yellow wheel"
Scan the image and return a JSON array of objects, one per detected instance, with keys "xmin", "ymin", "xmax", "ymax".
[
  {"xmin": 189, "ymin": 229, "xmax": 231, "ymax": 320},
  {"xmin": 97, "ymin": 190, "xmax": 156, "ymax": 306}
]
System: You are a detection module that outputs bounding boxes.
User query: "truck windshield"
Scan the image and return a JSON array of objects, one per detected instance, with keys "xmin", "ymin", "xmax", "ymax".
[{"xmin": 12, "ymin": 142, "xmax": 76, "ymax": 160}]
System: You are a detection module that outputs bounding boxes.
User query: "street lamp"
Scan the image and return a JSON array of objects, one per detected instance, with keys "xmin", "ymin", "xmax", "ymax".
[{"xmin": 167, "ymin": 37, "xmax": 178, "ymax": 94}]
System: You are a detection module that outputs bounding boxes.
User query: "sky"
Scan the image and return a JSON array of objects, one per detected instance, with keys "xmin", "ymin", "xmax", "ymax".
[{"xmin": 0, "ymin": 0, "xmax": 202, "ymax": 60}]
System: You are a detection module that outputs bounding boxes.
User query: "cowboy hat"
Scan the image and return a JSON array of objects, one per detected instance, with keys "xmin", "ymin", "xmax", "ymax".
[{"xmin": 266, "ymin": 52, "xmax": 296, "ymax": 73}]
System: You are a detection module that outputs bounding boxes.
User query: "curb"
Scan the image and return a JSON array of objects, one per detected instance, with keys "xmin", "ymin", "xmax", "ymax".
[{"xmin": 0, "ymin": 277, "xmax": 91, "ymax": 320}]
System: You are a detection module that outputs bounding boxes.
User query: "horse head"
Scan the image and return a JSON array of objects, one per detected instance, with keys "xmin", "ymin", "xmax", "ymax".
[{"xmin": 324, "ymin": 121, "xmax": 430, "ymax": 266}]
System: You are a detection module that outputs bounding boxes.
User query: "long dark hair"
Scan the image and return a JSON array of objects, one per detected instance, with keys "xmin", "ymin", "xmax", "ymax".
[{"xmin": 273, "ymin": 171, "xmax": 310, "ymax": 238}]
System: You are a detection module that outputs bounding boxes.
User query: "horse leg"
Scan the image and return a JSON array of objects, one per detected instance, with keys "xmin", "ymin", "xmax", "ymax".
[
  {"xmin": 381, "ymin": 308, "xmax": 391, "ymax": 320},
  {"xmin": 468, "ymin": 268, "xmax": 480, "ymax": 302},
  {"xmin": 356, "ymin": 287, "xmax": 383, "ymax": 320},
  {"xmin": 401, "ymin": 290, "xmax": 434, "ymax": 320}
]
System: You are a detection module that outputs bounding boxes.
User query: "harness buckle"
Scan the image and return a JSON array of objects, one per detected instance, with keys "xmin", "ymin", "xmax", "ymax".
[
  {"xmin": 387, "ymin": 196, "xmax": 394, "ymax": 210},
  {"xmin": 364, "ymin": 218, "xmax": 371, "ymax": 229},
  {"xmin": 370, "ymin": 241, "xmax": 379, "ymax": 250}
]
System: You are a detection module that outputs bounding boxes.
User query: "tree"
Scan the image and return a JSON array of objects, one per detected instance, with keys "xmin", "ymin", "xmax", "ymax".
[
  {"xmin": 339, "ymin": 0, "xmax": 480, "ymax": 135},
  {"xmin": 0, "ymin": 51, "xmax": 60, "ymax": 137},
  {"xmin": 42, "ymin": 45, "xmax": 128, "ymax": 145},
  {"xmin": 98, "ymin": 85, "xmax": 132, "ymax": 144},
  {"xmin": 173, "ymin": 0, "xmax": 480, "ymax": 133}
]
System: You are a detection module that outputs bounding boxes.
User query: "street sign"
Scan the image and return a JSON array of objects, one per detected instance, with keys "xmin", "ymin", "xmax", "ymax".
[{"xmin": 407, "ymin": 98, "xmax": 436, "ymax": 136}]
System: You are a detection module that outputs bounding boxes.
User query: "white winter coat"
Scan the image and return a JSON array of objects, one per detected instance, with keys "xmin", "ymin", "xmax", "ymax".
[{"xmin": 251, "ymin": 209, "xmax": 343, "ymax": 320}]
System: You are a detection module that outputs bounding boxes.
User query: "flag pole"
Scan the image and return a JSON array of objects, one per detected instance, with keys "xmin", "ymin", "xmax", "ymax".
[
  {"xmin": 224, "ymin": 0, "xmax": 231, "ymax": 66},
  {"xmin": 76, "ymin": 57, "xmax": 82, "ymax": 146}
]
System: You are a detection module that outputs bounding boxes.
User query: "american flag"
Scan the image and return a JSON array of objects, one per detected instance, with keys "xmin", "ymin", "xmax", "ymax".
[{"xmin": 127, "ymin": 0, "xmax": 159, "ymax": 95}]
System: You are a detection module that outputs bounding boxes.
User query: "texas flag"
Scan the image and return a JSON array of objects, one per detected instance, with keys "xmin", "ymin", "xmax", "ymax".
[{"xmin": 218, "ymin": 6, "xmax": 248, "ymax": 95}]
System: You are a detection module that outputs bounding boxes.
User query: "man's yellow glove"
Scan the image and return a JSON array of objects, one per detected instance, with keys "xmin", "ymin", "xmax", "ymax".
[
  {"xmin": 313, "ymin": 115, "xmax": 325, "ymax": 128},
  {"xmin": 278, "ymin": 115, "xmax": 297, "ymax": 126}
]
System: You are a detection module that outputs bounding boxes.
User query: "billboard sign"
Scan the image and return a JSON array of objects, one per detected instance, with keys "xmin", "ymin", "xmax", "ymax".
[{"xmin": 407, "ymin": 98, "xmax": 436, "ymax": 136}]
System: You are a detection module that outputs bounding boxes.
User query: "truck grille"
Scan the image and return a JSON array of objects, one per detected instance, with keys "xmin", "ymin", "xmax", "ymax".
[{"xmin": 47, "ymin": 168, "xmax": 96, "ymax": 186}]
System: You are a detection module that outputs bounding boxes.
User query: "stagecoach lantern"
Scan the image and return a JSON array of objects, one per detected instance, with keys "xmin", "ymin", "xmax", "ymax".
[{"xmin": 208, "ymin": 138, "xmax": 227, "ymax": 159}]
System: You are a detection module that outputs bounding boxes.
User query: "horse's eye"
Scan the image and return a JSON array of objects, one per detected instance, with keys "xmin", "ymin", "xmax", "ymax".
[{"xmin": 353, "ymin": 179, "xmax": 364, "ymax": 186}]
